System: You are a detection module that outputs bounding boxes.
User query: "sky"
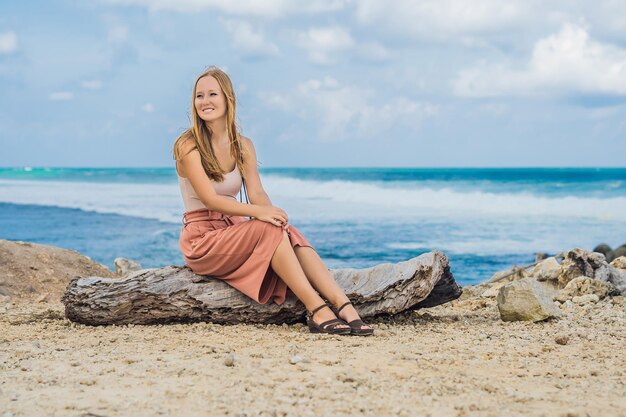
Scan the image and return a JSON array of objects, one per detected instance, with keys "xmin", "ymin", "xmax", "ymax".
[{"xmin": 1, "ymin": 0, "xmax": 626, "ymax": 168}]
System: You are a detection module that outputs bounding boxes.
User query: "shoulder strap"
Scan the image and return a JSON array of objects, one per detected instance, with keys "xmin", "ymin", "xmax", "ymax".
[{"xmin": 239, "ymin": 177, "xmax": 249, "ymax": 204}]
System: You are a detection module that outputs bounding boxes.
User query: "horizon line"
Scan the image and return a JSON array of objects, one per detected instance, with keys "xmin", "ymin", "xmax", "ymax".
[{"xmin": 1, "ymin": 165, "xmax": 626, "ymax": 170}]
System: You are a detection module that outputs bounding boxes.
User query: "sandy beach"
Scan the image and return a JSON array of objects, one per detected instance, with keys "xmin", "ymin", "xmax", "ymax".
[{"xmin": 2, "ymin": 293, "xmax": 625, "ymax": 417}]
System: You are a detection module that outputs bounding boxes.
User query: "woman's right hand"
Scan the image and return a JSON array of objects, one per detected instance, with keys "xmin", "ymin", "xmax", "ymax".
[{"xmin": 253, "ymin": 205, "xmax": 289, "ymax": 227}]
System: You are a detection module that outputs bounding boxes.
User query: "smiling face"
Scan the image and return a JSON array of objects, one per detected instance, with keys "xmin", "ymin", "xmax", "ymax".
[{"xmin": 194, "ymin": 75, "xmax": 227, "ymax": 123}]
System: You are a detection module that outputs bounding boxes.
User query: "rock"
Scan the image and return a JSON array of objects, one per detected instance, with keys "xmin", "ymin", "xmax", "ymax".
[
  {"xmin": 572, "ymin": 294, "xmax": 600, "ymax": 304},
  {"xmin": 114, "ymin": 258, "xmax": 142, "ymax": 276},
  {"xmin": 529, "ymin": 257, "xmax": 562, "ymax": 282},
  {"xmin": 557, "ymin": 249, "xmax": 626, "ymax": 294},
  {"xmin": 612, "ymin": 296, "xmax": 625, "ymax": 305},
  {"xmin": 496, "ymin": 278, "xmax": 561, "ymax": 322},
  {"xmin": 613, "ymin": 244, "xmax": 626, "ymax": 260},
  {"xmin": 554, "ymin": 335, "xmax": 569, "ymax": 345},
  {"xmin": 0, "ymin": 239, "xmax": 115, "ymax": 304},
  {"xmin": 593, "ymin": 243, "xmax": 614, "ymax": 263},
  {"xmin": 480, "ymin": 282, "xmax": 506, "ymax": 298},
  {"xmin": 554, "ymin": 276, "xmax": 611, "ymax": 302},
  {"xmin": 607, "ymin": 266, "xmax": 626, "ymax": 293},
  {"xmin": 558, "ymin": 248, "xmax": 608, "ymax": 287},
  {"xmin": 289, "ymin": 355, "xmax": 309, "ymax": 365},
  {"xmin": 224, "ymin": 353, "xmax": 236, "ymax": 367},
  {"xmin": 593, "ymin": 263, "xmax": 612, "ymax": 282},
  {"xmin": 610, "ymin": 256, "xmax": 626, "ymax": 270}
]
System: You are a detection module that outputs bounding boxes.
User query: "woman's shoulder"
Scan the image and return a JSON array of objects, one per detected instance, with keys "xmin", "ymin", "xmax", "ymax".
[
  {"xmin": 240, "ymin": 135, "xmax": 256, "ymax": 153},
  {"xmin": 174, "ymin": 131, "xmax": 197, "ymax": 158},
  {"xmin": 240, "ymin": 135, "xmax": 253, "ymax": 146},
  {"xmin": 173, "ymin": 131, "xmax": 199, "ymax": 178},
  {"xmin": 239, "ymin": 135, "xmax": 259, "ymax": 167}
]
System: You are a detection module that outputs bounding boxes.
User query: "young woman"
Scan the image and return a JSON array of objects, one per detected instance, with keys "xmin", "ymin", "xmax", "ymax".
[{"xmin": 174, "ymin": 67, "xmax": 373, "ymax": 336}]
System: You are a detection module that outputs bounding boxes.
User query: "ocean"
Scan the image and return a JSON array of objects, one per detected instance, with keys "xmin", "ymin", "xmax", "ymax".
[{"xmin": 1, "ymin": 167, "xmax": 625, "ymax": 286}]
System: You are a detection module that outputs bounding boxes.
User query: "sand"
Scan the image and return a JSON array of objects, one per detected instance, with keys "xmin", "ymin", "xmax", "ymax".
[{"xmin": 1, "ymin": 295, "xmax": 625, "ymax": 417}]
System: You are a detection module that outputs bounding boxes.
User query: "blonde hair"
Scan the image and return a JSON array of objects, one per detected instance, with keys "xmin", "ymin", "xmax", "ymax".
[{"xmin": 173, "ymin": 66, "xmax": 246, "ymax": 182}]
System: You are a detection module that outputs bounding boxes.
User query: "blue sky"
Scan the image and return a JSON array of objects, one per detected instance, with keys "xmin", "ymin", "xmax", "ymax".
[{"xmin": 1, "ymin": 0, "xmax": 625, "ymax": 167}]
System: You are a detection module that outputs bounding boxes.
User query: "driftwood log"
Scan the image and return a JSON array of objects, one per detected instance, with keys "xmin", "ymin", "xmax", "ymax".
[{"xmin": 62, "ymin": 250, "xmax": 462, "ymax": 325}]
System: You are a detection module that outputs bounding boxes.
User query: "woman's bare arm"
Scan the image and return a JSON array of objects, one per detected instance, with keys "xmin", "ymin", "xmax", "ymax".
[{"xmin": 241, "ymin": 136, "xmax": 273, "ymax": 207}]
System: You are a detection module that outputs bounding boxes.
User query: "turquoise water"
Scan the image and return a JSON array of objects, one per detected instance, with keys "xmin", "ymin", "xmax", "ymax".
[{"xmin": 1, "ymin": 167, "xmax": 625, "ymax": 285}]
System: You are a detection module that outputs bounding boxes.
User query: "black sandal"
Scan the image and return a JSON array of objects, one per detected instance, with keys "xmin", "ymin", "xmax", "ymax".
[
  {"xmin": 306, "ymin": 303, "xmax": 351, "ymax": 335},
  {"xmin": 333, "ymin": 301, "xmax": 374, "ymax": 336}
]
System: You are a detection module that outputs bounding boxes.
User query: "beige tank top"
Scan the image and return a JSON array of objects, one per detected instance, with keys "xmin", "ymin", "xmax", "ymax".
[{"xmin": 178, "ymin": 164, "xmax": 243, "ymax": 212}]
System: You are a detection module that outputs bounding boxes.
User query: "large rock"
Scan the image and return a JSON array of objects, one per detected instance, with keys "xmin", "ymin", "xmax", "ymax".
[
  {"xmin": 554, "ymin": 276, "xmax": 611, "ymax": 303},
  {"xmin": 0, "ymin": 239, "xmax": 115, "ymax": 303},
  {"xmin": 496, "ymin": 278, "xmax": 561, "ymax": 322},
  {"xmin": 529, "ymin": 257, "xmax": 561, "ymax": 282}
]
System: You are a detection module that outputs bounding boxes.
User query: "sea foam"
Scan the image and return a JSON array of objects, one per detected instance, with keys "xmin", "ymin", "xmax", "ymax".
[{"xmin": 1, "ymin": 176, "xmax": 625, "ymax": 224}]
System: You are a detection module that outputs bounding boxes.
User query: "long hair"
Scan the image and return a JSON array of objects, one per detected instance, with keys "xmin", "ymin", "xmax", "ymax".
[{"xmin": 173, "ymin": 66, "xmax": 246, "ymax": 182}]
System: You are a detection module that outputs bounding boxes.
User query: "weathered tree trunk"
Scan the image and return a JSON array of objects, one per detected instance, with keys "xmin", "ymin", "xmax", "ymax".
[{"xmin": 62, "ymin": 251, "xmax": 462, "ymax": 325}]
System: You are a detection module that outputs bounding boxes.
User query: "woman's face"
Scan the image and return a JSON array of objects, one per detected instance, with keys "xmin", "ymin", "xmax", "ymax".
[{"xmin": 194, "ymin": 76, "xmax": 226, "ymax": 123}]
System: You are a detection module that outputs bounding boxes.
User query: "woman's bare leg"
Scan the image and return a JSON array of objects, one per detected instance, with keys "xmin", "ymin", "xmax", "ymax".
[
  {"xmin": 294, "ymin": 246, "xmax": 372, "ymax": 330},
  {"xmin": 271, "ymin": 232, "xmax": 347, "ymax": 327}
]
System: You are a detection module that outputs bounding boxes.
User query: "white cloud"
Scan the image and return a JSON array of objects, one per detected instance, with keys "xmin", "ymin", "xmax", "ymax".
[
  {"xmin": 354, "ymin": 0, "xmax": 626, "ymax": 47},
  {"xmin": 454, "ymin": 24, "xmax": 626, "ymax": 97},
  {"xmin": 142, "ymin": 103, "xmax": 155, "ymax": 112},
  {"xmin": 99, "ymin": 0, "xmax": 347, "ymax": 17},
  {"xmin": 263, "ymin": 91, "xmax": 291, "ymax": 111},
  {"xmin": 297, "ymin": 26, "xmax": 354, "ymax": 65},
  {"xmin": 355, "ymin": 0, "xmax": 535, "ymax": 42},
  {"xmin": 0, "ymin": 31, "xmax": 18, "ymax": 54},
  {"xmin": 356, "ymin": 42, "xmax": 391, "ymax": 63},
  {"xmin": 264, "ymin": 77, "xmax": 437, "ymax": 140},
  {"xmin": 220, "ymin": 19, "xmax": 279, "ymax": 58},
  {"xmin": 49, "ymin": 91, "xmax": 74, "ymax": 101},
  {"xmin": 81, "ymin": 80, "xmax": 103, "ymax": 90},
  {"xmin": 108, "ymin": 25, "xmax": 128, "ymax": 43},
  {"xmin": 574, "ymin": 1, "xmax": 626, "ymax": 38}
]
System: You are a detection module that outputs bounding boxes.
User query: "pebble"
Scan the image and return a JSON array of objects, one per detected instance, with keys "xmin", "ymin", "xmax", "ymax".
[
  {"xmin": 319, "ymin": 356, "xmax": 339, "ymax": 365},
  {"xmin": 555, "ymin": 335, "xmax": 570, "ymax": 345},
  {"xmin": 289, "ymin": 355, "xmax": 309, "ymax": 364},
  {"xmin": 572, "ymin": 294, "xmax": 600, "ymax": 305},
  {"xmin": 79, "ymin": 379, "xmax": 96, "ymax": 386},
  {"xmin": 224, "ymin": 353, "xmax": 236, "ymax": 367}
]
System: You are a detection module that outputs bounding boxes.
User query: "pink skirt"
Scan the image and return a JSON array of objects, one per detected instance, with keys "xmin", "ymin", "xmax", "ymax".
[{"xmin": 179, "ymin": 209, "xmax": 312, "ymax": 305}]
